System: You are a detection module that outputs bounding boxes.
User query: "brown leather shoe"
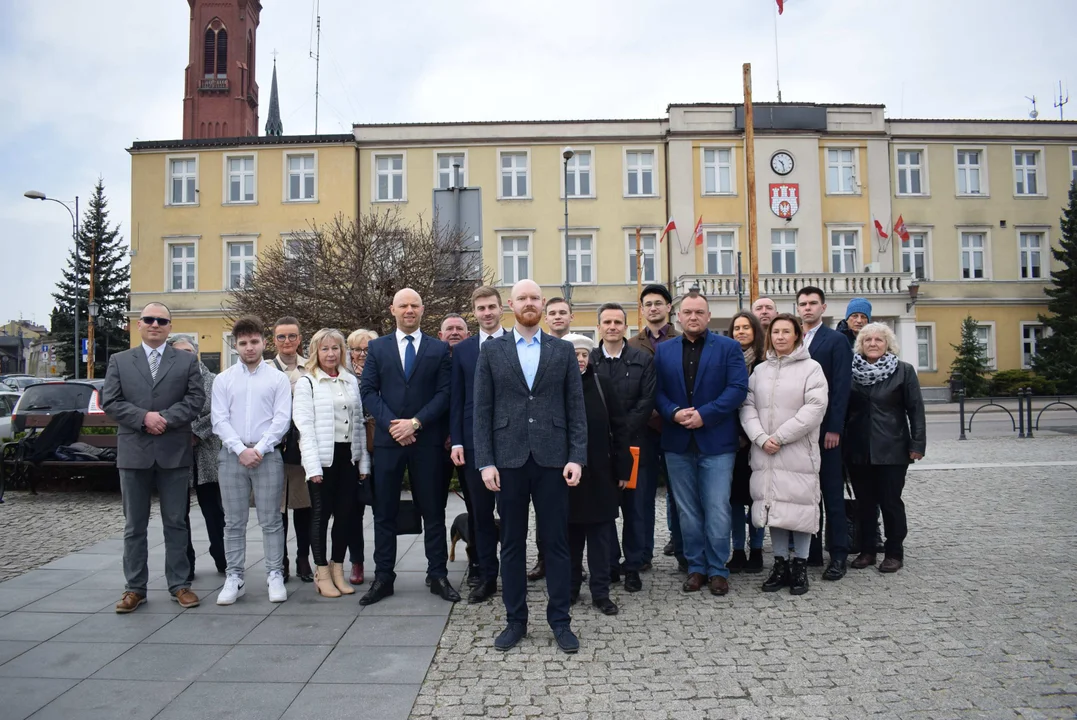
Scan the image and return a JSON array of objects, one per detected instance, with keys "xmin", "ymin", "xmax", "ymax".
[
  {"xmin": 527, "ymin": 557, "xmax": 546, "ymax": 582},
  {"xmin": 115, "ymin": 591, "xmax": 146, "ymax": 614},
  {"xmin": 851, "ymin": 553, "xmax": 877, "ymax": 569},
  {"xmin": 708, "ymin": 576, "xmax": 730, "ymax": 596},
  {"xmin": 171, "ymin": 588, "xmax": 200, "ymax": 608},
  {"xmin": 879, "ymin": 557, "xmax": 903, "ymax": 573},
  {"xmin": 682, "ymin": 572, "xmax": 705, "ymax": 592}
]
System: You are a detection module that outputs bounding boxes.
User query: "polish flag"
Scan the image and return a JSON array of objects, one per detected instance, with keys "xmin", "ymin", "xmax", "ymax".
[
  {"xmin": 693, "ymin": 216, "xmax": 704, "ymax": 246},
  {"xmin": 893, "ymin": 215, "xmax": 910, "ymax": 242},
  {"xmin": 873, "ymin": 218, "xmax": 889, "ymax": 240},
  {"xmin": 658, "ymin": 217, "xmax": 677, "ymax": 243},
  {"xmin": 776, "ymin": 0, "xmax": 784, "ymax": 14}
]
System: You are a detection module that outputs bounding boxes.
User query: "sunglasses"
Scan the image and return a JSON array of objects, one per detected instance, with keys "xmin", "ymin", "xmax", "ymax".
[
  {"xmin": 141, "ymin": 316, "xmax": 171, "ymax": 326},
  {"xmin": 275, "ymin": 333, "xmax": 299, "ymax": 342}
]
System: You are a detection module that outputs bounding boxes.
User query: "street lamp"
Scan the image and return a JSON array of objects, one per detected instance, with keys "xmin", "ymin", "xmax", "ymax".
[
  {"xmin": 24, "ymin": 191, "xmax": 80, "ymax": 379},
  {"xmin": 561, "ymin": 147, "xmax": 574, "ymax": 303},
  {"xmin": 87, "ymin": 300, "xmax": 99, "ymax": 379}
]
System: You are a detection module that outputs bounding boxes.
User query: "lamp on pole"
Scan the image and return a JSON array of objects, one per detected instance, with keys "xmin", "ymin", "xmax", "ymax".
[
  {"xmin": 87, "ymin": 299, "xmax": 98, "ymax": 379},
  {"xmin": 24, "ymin": 191, "xmax": 80, "ymax": 379},
  {"xmin": 561, "ymin": 147, "xmax": 574, "ymax": 304}
]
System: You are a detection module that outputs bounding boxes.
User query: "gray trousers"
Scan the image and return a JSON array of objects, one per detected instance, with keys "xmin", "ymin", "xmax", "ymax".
[
  {"xmin": 120, "ymin": 465, "xmax": 191, "ymax": 595},
  {"xmin": 219, "ymin": 449, "xmax": 286, "ymax": 578}
]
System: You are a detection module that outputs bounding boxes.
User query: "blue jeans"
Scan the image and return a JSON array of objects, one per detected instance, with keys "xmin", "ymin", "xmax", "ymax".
[
  {"xmin": 730, "ymin": 503, "xmax": 765, "ymax": 551},
  {"xmin": 664, "ymin": 451, "xmax": 735, "ymax": 578}
]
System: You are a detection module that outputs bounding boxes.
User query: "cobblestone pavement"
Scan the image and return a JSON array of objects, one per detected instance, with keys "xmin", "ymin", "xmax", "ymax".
[{"xmin": 412, "ymin": 437, "xmax": 1077, "ymax": 720}]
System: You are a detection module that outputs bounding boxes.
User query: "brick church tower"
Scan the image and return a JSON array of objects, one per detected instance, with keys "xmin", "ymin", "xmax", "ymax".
[{"xmin": 182, "ymin": 0, "xmax": 261, "ymax": 139}]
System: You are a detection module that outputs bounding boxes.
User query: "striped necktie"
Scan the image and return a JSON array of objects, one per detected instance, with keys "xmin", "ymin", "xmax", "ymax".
[{"xmin": 149, "ymin": 350, "xmax": 160, "ymax": 381}]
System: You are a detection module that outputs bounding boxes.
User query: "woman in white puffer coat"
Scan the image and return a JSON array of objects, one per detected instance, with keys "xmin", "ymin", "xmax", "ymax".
[{"xmin": 739, "ymin": 313, "xmax": 828, "ymax": 597}]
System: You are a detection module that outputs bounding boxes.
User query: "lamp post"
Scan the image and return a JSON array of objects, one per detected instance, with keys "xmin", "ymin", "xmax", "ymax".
[
  {"xmin": 24, "ymin": 191, "xmax": 80, "ymax": 379},
  {"xmin": 87, "ymin": 300, "xmax": 98, "ymax": 380},
  {"xmin": 561, "ymin": 147, "xmax": 574, "ymax": 303}
]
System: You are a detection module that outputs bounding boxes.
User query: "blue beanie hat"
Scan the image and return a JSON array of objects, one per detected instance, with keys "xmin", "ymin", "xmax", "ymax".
[{"xmin": 846, "ymin": 298, "xmax": 872, "ymax": 320}]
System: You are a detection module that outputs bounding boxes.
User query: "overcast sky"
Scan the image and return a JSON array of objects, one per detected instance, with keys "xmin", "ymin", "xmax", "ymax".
[{"xmin": 0, "ymin": 0, "xmax": 1073, "ymax": 326}]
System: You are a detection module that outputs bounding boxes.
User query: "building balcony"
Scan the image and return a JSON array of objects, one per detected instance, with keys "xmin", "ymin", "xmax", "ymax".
[
  {"xmin": 199, "ymin": 77, "xmax": 229, "ymax": 92},
  {"xmin": 246, "ymin": 84, "xmax": 259, "ymax": 108}
]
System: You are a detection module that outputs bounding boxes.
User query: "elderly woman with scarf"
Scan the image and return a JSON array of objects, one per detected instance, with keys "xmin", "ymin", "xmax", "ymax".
[
  {"xmin": 843, "ymin": 323, "xmax": 926, "ymax": 573},
  {"xmin": 726, "ymin": 311, "xmax": 765, "ymax": 573}
]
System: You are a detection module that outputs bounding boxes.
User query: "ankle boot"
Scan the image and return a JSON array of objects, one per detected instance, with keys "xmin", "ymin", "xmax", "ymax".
[
  {"xmin": 789, "ymin": 558, "xmax": 809, "ymax": 596},
  {"xmin": 744, "ymin": 548, "xmax": 764, "ymax": 573},
  {"xmin": 761, "ymin": 557, "xmax": 789, "ymax": 592},
  {"xmin": 314, "ymin": 565, "xmax": 341, "ymax": 598},
  {"xmin": 329, "ymin": 562, "xmax": 355, "ymax": 595},
  {"xmin": 296, "ymin": 556, "xmax": 314, "ymax": 583},
  {"xmin": 726, "ymin": 549, "xmax": 747, "ymax": 573}
]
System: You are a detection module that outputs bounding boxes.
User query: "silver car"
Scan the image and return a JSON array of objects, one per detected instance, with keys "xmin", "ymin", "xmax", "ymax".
[{"xmin": 0, "ymin": 391, "xmax": 20, "ymax": 439}]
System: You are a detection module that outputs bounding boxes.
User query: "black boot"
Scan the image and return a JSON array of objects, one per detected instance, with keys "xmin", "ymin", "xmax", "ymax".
[
  {"xmin": 726, "ymin": 549, "xmax": 747, "ymax": 573},
  {"xmin": 761, "ymin": 557, "xmax": 790, "ymax": 592},
  {"xmin": 789, "ymin": 558, "xmax": 809, "ymax": 596},
  {"xmin": 744, "ymin": 548, "xmax": 764, "ymax": 573}
]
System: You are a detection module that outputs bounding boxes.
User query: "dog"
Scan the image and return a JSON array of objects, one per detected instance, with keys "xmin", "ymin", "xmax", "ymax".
[{"xmin": 449, "ymin": 512, "xmax": 501, "ymax": 563}]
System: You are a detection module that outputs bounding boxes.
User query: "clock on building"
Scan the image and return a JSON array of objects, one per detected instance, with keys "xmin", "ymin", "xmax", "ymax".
[{"xmin": 770, "ymin": 151, "xmax": 794, "ymax": 176}]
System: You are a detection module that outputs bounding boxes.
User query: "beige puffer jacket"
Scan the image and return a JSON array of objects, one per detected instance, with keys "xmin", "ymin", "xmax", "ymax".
[{"xmin": 739, "ymin": 343, "xmax": 829, "ymax": 534}]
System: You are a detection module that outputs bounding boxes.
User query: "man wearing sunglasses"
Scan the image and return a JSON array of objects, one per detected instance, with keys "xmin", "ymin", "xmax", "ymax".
[{"xmin": 103, "ymin": 302, "xmax": 206, "ymax": 613}]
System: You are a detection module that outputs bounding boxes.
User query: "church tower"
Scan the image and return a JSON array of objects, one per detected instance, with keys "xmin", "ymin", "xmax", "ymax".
[{"xmin": 182, "ymin": 0, "xmax": 262, "ymax": 140}]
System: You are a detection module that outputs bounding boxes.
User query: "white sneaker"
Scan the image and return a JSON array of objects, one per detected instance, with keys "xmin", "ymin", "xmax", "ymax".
[
  {"xmin": 216, "ymin": 575, "xmax": 245, "ymax": 605},
  {"xmin": 267, "ymin": 570, "xmax": 287, "ymax": 603}
]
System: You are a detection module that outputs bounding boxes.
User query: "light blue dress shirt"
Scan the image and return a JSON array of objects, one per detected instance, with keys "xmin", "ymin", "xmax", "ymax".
[{"xmin": 513, "ymin": 328, "xmax": 542, "ymax": 389}]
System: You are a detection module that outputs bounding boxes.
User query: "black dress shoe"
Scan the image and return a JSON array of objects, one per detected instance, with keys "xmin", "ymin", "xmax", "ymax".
[
  {"xmin": 662, "ymin": 540, "xmax": 675, "ymax": 557},
  {"xmin": 467, "ymin": 580, "xmax": 497, "ymax": 604},
  {"xmin": 296, "ymin": 556, "xmax": 314, "ymax": 583},
  {"xmin": 592, "ymin": 597, "xmax": 619, "ymax": 615},
  {"xmin": 467, "ymin": 568, "xmax": 483, "ymax": 589},
  {"xmin": 495, "ymin": 623, "xmax": 527, "ymax": 651},
  {"xmin": 358, "ymin": 579, "xmax": 394, "ymax": 606},
  {"xmin": 624, "ymin": 570, "xmax": 642, "ymax": 593},
  {"xmin": 823, "ymin": 558, "xmax": 847, "ymax": 581},
  {"xmin": 430, "ymin": 577, "xmax": 461, "ymax": 602},
  {"xmin": 553, "ymin": 626, "xmax": 579, "ymax": 653},
  {"xmin": 609, "ymin": 565, "xmax": 622, "ymax": 584},
  {"xmin": 676, "ymin": 556, "xmax": 689, "ymax": 573}
]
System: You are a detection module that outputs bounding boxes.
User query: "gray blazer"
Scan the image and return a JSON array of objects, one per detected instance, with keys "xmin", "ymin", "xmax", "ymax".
[
  {"xmin": 102, "ymin": 344, "xmax": 206, "ymax": 470},
  {"xmin": 472, "ymin": 331, "xmax": 587, "ymax": 470}
]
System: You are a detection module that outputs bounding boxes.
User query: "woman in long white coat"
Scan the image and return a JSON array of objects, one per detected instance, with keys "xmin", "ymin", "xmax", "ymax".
[{"xmin": 739, "ymin": 313, "xmax": 828, "ymax": 596}]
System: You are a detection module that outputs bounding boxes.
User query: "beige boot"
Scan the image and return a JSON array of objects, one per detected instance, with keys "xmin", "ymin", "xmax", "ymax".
[
  {"xmin": 314, "ymin": 565, "xmax": 341, "ymax": 598},
  {"xmin": 329, "ymin": 562, "xmax": 355, "ymax": 595}
]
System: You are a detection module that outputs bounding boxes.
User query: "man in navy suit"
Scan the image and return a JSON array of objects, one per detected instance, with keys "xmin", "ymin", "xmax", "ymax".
[
  {"xmin": 450, "ymin": 286, "xmax": 506, "ymax": 604},
  {"xmin": 796, "ymin": 286, "xmax": 852, "ymax": 581},
  {"xmin": 359, "ymin": 288, "xmax": 458, "ymax": 605},
  {"xmin": 654, "ymin": 291, "xmax": 748, "ymax": 597}
]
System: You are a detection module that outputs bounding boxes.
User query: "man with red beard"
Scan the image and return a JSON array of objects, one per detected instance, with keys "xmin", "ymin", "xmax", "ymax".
[{"xmin": 474, "ymin": 280, "xmax": 586, "ymax": 654}]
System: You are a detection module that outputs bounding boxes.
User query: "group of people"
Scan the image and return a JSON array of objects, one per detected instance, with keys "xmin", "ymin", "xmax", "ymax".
[{"xmin": 100, "ymin": 278, "xmax": 925, "ymax": 653}]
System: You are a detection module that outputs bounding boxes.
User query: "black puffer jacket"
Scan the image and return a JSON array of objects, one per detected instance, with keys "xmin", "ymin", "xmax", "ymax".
[
  {"xmin": 843, "ymin": 360, "xmax": 927, "ymax": 466},
  {"xmin": 590, "ymin": 341, "xmax": 656, "ymax": 448}
]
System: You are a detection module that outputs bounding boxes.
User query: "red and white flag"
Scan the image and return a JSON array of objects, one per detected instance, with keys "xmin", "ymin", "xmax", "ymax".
[
  {"xmin": 776, "ymin": 0, "xmax": 784, "ymax": 14},
  {"xmin": 873, "ymin": 218, "xmax": 889, "ymax": 240},
  {"xmin": 693, "ymin": 216, "xmax": 704, "ymax": 246},
  {"xmin": 893, "ymin": 215, "xmax": 910, "ymax": 242},
  {"xmin": 658, "ymin": 217, "xmax": 677, "ymax": 243}
]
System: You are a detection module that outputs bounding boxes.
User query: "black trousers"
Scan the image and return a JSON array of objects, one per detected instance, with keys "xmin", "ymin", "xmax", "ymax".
[
  {"xmin": 372, "ymin": 444, "xmax": 449, "ymax": 583},
  {"xmin": 308, "ymin": 443, "xmax": 359, "ymax": 566},
  {"xmin": 571, "ymin": 520, "xmax": 613, "ymax": 600},
  {"xmin": 185, "ymin": 474, "xmax": 226, "ymax": 573},
  {"xmin": 462, "ymin": 449, "xmax": 500, "ymax": 583},
  {"xmin": 811, "ymin": 444, "xmax": 849, "ymax": 562},
  {"xmin": 848, "ymin": 463, "xmax": 908, "ymax": 559},
  {"xmin": 281, "ymin": 508, "xmax": 312, "ymax": 560}
]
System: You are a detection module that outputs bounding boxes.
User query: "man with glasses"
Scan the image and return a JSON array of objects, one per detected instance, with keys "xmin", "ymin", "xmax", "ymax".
[{"xmin": 103, "ymin": 302, "xmax": 206, "ymax": 612}]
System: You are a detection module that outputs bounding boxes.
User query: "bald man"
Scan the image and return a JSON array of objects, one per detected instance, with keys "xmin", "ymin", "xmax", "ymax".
[
  {"xmin": 359, "ymin": 288, "xmax": 458, "ymax": 606},
  {"xmin": 751, "ymin": 297, "xmax": 778, "ymax": 331}
]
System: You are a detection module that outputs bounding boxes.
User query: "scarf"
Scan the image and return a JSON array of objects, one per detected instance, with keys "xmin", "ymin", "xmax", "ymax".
[
  {"xmin": 852, "ymin": 352, "xmax": 899, "ymax": 386},
  {"xmin": 742, "ymin": 346, "xmax": 756, "ymax": 368}
]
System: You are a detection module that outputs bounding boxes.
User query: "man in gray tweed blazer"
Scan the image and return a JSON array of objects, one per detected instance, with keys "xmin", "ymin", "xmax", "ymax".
[{"xmin": 103, "ymin": 302, "xmax": 205, "ymax": 612}]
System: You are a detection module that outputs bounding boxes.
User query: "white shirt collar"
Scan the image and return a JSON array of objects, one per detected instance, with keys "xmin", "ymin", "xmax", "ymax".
[
  {"xmin": 142, "ymin": 342, "xmax": 165, "ymax": 359},
  {"xmin": 601, "ymin": 341, "xmax": 624, "ymax": 359},
  {"xmin": 395, "ymin": 328, "xmax": 420, "ymax": 344},
  {"xmin": 479, "ymin": 327, "xmax": 505, "ymax": 342}
]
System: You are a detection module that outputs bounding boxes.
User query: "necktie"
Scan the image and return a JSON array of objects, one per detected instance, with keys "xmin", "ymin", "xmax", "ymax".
[
  {"xmin": 149, "ymin": 350, "xmax": 160, "ymax": 381},
  {"xmin": 403, "ymin": 335, "xmax": 416, "ymax": 379}
]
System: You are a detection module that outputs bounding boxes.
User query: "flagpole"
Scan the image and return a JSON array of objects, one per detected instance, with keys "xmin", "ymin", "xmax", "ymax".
[
  {"xmin": 635, "ymin": 226, "xmax": 644, "ymax": 334},
  {"xmin": 773, "ymin": 0, "xmax": 782, "ymax": 102},
  {"xmin": 743, "ymin": 63, "xmax": 760, "ymax": 305}
]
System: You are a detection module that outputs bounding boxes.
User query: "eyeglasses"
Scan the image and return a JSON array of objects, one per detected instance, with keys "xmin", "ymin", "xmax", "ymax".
[
  {"xmin": 275, "ymin": 333, "xmax": 299, "ymax": 342},
  {"xmin": 141, "ymin": 316, "xmax": 171, "ymax": 326},
  {"xmin": 349, "ymin": 347, "xmax": 368, "ymax": 356}
]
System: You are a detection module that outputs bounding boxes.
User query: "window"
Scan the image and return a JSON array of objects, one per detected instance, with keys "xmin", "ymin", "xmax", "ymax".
[
  {"xmin": 500, "ymin": 235, "xmax": 530, "ymax": 286},
  {"xmin": 226, "ymin": 155, "xmax": 255, "ymax": 203},
  {"xmin": 1021, "ymin": 323, "xmax": 1044, "ymax": 369},
  {"xmin": 564, "ymin": 150, "xmax": 592, "ymax": 198},
  {"xmin": 826, "ymin": 148, "xmax": 857, "ymax": 194},
  {"xmin": 705, "ymin": 231, "xmax": 736, "ymax": 275},
  {"xmin": 499, "ymin": 151, "xmax": 529, "ymax": 199},
  {"xmin": 974, "ymin": 324, "xmax": 996, "ymax": 369},
  {"xmin": 915, "ymin": 325, "xmax": 934, "ymax": 371},
  {"xmin": 625, "ymin": 150, "xmax": 655, "ymax": 196},
  {"xmin": 565, "ymin": 234, "xmax": 593, "ymax": 284},
  {"xmin": 374, "ymin": 153, "xmax": 405, "ymax": 201},
  {"xmin": 830, "ymin": 230, "xmax": 859, "ymax": 273},
  {"xmin": 223, "ymin": 333, "xmax": 239, "ymax": 369},
  {"xmin": 902, "ymin": 232, "xmax": 928, "ymax": 280},
  {"xmin": 960, "ymin": 232, "xmax": 986, "ymax": 279},
  {"xmin": 203, "ymin": 22, "xmax": 227, "ymax": 78},
  {"xmin": 771, "ymin": 229, "xmax": 797, "ymax": 273},
  {"xmin": 169, "ymin": 157, "xmax": 197, "ymax": 205},
  {"xmin": 227, "ymin": 241, "xmax": 255, "ymax": 290},
  {"xmin": 1014, "ymin": 149, "xmax": 1042, "ymax": 195},
  {"xmin": 702, "ymin": 147, "xmax": 733, "ymax": 194},
  {"xmin": 436, "ymin": 152, "xmax": 466, "ymax": 190},
  {"xmin": 1071, "ymin": 148, "xmax": 1077, "ymax": 183},
  {"xmin": 572, "ymin": 329, "xmax": 596, "ymax": 342},
  {"xmin": 286, "ymin": 153, "xmax": 316, "ymax": 201},
  {"xmin": 896, "ymin": 149, "xmax": 925, "ymax": 195},
  {"xmin": 1019, "ymin": 232, "xmax": 1043, "ymax": 279},
  {"xmin": 628, "ymin": 233, "xmax": 657, "ymax": 283},
  {"xmin": 956, "ymin": 149, "xmax": 984, "ymax": 195},
  {"xmin": 169, "ymin": 243, "xmax": 196, "ymax": 291}
]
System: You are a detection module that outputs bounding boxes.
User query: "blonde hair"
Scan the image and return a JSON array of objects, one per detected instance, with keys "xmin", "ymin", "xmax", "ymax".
[
  {"xmin": 347, "ymin": 328, "xmax": 378, "ymax": 349},
  {"xmin": 854, "ymin": 322, "xmax": 900, "ymax": 356},
  {"xmin": 304, "ymin": 328, "xmax": 350, "ymax": 375}
]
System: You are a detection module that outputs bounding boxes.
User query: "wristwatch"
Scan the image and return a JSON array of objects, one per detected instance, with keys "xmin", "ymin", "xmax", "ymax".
[{"xmin": 411, "ymin": 418, "xmax": 422, "ymax": 431}]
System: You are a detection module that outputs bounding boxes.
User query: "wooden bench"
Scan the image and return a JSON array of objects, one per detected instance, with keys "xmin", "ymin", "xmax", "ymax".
[{"xmin": 0, "ymin": 414, "xmax": 118, "ymax": 496}]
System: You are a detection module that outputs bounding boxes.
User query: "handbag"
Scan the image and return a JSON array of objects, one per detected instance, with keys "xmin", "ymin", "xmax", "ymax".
[
  {"xmin": 396, "ymin": 498, "xmax": 423, "ymax": 535},
  {"xmin": 356, "ymin": 471, "xmax": 374, "ymax": 506}
]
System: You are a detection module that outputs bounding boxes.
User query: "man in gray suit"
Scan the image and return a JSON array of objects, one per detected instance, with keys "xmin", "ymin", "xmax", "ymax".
[
  {"xmin": 473, "ymin": 279, "xmax": 587, "ymax": 654},
  {"xmin": 103, "ymin": 302, "xmax": 206, "ymax": 612}
]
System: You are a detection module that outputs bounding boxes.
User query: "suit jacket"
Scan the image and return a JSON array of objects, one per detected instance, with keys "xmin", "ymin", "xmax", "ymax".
[
  {"xmin": 449, "ymin": 334, "xmax": 483, "ymax": 452},
  {"xmin": 472, "ymin": 331, "xmax": 587, "ymax": 470},
  {"xmin": 360, "ymin": 331, "xmax": 451, "ymax": 448},
  {"xmin": 102, "ymin": 344, "xmax": 206, "ymax": 470},
  {"xmin": 806, "ymin": 324, "xmax": 853, "ymax": 436},
  {"xmin": 653, "ymin": 331, "xmax": 749, "ymax": 456}
]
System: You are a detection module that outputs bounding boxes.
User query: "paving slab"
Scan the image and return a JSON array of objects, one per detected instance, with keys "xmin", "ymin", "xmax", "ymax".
[
  {"xmin": 202, "ymin": 643, "xmax": 333, "ymax": 683},
  {"xmin": 29, "ymin": 678, "xmax": 189, "ymax": 720},
  {"xmin": 281, "ymin": 683, "xmax": 421, "ymax": 720},
  {"xmin": 154, "ymin": 681, "xmax": 304, "ymax": 720},
  {"xmin": 92, "ymin": 642, "xmax": 232, "ymax": 682},
  {"xmin": 0, "ymin": 640, "xmax": 131, "ymax": 679},
  {"xmin": 0, "ymin": 677, "xmax": 79, "ymax": 720}
]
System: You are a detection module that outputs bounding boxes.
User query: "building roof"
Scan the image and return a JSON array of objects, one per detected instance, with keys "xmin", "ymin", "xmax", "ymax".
[
  {"xmin": 352, "ymin": 118, "xmax": 664, "ymax": 128},
  {"xmin": 890, "ymin": 117, "xmax": 1077, "ymax": 124},
  {"xmin": 265, "ymin": 60, "xmax": 283, "ymax": 137},
  {"xmin": 128, "ymin": 134, "xmax": 354, "ymax": 152},
  {"xmin": 667, "ymin": 101, "xmax": 886, "ymax": 110}
]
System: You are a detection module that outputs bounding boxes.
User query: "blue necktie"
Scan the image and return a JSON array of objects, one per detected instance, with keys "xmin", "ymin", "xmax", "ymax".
[{"xmin": 403, "ymin": 335, "xmax": 416, "ymax": 379}]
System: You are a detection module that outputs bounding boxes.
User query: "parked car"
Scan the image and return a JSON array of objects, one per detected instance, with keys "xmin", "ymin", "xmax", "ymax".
[
  {"xmin": 10, "ymin": 381, "xmax": 106, "ymax": 434},
  {"xmin": 1, "ymin": 376, "xmax": 47, "ymax": 393},
  {"xmin": 0, "ymin": 391, "xmax": 21, "ymax": 439}
]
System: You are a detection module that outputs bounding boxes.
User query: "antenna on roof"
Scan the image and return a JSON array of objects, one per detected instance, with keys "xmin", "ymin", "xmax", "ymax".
[
  {"xmin": 1025, "ymin": 95, "xmax": 1039, "ymax": 120},
  {"xmin": 309, "ymin": 0, "xmax": 321, "ymax": 134},
  {"xmin": 1053, "ymin": 81, "xmax": 1069, "ymax": 120}
]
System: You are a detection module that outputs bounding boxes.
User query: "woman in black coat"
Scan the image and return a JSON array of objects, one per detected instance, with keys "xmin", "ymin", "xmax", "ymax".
[
  {"xmin": 564, "ymin": 334, "xmax": 632, "ymax": 616},
  {"xmin": 843, "ymin": 323, "xmax": 926, "ymax": 574},
  {"xmin": 728, "ymin": 312, "xmax": 765, "ymax": 573}
]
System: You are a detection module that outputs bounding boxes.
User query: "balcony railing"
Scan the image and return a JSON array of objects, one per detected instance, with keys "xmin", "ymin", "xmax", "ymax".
[
  {"xmin": 676, "ymin": 272, "xmax": 913, "ymax": 298},
  {"xmin": 199, "ymin": 77, "xmax": 229, "ymax": 92}
]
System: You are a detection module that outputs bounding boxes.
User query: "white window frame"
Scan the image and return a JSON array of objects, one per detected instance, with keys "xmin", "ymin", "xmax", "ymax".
[
  {"xmin": 825, "ymin": 147, "xmax": 860, "ymax": 195},
  {"xmin": 281, "ymin": 231, "xmax": 313, "ymax": 261},
  {"xmin": 222, "ymin": 152, "xmax": 257, "ymax": 205},
  {"xmin": 770, "ymin": 228, "xmax": 797, "ymax": 273},
  {"xmin": 958, "ymin": 227, "xmax": 991, "ymax": 281},
  {"xmin": 1020, "ymin": 322, "xmax": 1045, "ymax": 370},
  {"xmin": 498, "ymin": 232, "xmax": 532, "ymax": 287},
  {"xmin": 561, "ymin": 147, "xmax": 595, "ymax": 199},
  {"xmin": 283, "ymin": 151, "xmax": 318, "ymax": 203},
  {"xmin": 954, "ymin": 146, "xmax": 988, "ymax": 197},
  {"xmin": 894, "ymin": 146, "xmax": 929, "ymax": 197},
  {"xmin": 497, "ymin": 148, "xmax": 532, "ymax": 200},
  {"xmin": 915, "ymin": 323, "xmax": 936, "ymax": 372},
  {"xmin": 164, "ymin": 237, "xmax": 198, "ymax": 292},
  {"xmin": 434, "ymin": 149, "xmax": 469, "ymax": 190},
  {"xmin": 1070, "ymin": 147, "xmax": 1077, "ymax": 184},
  {"xmin": 1013, "ymin": 146, "xmax": 1045, "ymax": 197},
  {"xmin": 165, "ymin": 154, "xmax": 199, "ymax": 206},
  {"xmin": 902, "ymin": 227, "xmax": 932, "ymax": 281},
  {"xmin": 562, "ymin": 231, "xmax": 596, "ymax": 285},
  {"xmin": 700, "ymin": 145, "xmax": 736, "ymax": 196},
  {"xmin": 223, "ymin": 235, "xmax": 258, "ymax": 291},
  {"xmin": 372, "ymin": 151, "xmax": 407, "ymax": 203},
  {"xmin": 1016, "ymin": 228, "xmax": 1048, "ymax": 281},
  {"xmin": 626, "ymin": 231, "xmax": 658, "ymax": 284},
  {"xmin": 222, "ymin": 332, "xmax": 239, "ymax": 370},
  {"xmin": 570, "ymin": 329, "xmax": 597, "ymax": 342},
  {"xmin": 974, "ymin": 321, "xmax": 997, "ymax": 370},
  {"xmin": 704, "ymin": 228, "xmax": 738, "ymax": 275},
  {"xmin": 828, "ymin": 226, "xmax": 862, "ymax": 273},
  {"xmin": 623, "ymin": 147, "xmax": 659, "ymax": 198}
]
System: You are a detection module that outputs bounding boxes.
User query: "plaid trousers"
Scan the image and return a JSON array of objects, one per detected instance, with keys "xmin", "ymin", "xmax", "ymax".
[{"xmin": 219, "ymin": 448, "xmax": 286, "ymax": 578}]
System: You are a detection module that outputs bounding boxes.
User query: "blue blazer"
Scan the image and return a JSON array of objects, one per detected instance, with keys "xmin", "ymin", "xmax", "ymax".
[
  {"xmin": 654, "ymin": 331, "xmax": 749, "ymax": 456},
  {"xmin": 806, "ymin": 324, "xmax": 852, "ymax": 436},
  {"xmin": 359, "ymin": 332, "xmax": 452, "ymax": 448},
  {"xmin": 449, "ymin": 334, "xmax": 483, "ymax": 451}
]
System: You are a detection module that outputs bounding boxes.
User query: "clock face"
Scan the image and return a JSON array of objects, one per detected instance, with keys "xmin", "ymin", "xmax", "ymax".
[{"xmin": 771, "ymin": 151, "xmax": 794, "ymax": 175}]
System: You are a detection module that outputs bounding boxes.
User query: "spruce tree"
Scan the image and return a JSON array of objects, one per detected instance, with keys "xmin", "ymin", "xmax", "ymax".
[
  {"xmin": 949, "ymin": 315, "xmax": 991, "ymax": 398},
  {"xmin": 1033, "ymin": 180, "xmax": 1077, "ymax": 393},
  {"xmin": 50, "ymin": 179, "xmax": 131, "ymax": 378}
]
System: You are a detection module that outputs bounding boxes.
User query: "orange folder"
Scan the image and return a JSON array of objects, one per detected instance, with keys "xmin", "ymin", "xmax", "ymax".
[{"xmin": 627, "ymin": 446, "xmax": 640, "ymax": 489}]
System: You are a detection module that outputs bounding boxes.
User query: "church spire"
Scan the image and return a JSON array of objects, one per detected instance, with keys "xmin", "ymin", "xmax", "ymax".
[{"xmin": 265, "ymin": 55, "xmax": 283, "ymax": 136}]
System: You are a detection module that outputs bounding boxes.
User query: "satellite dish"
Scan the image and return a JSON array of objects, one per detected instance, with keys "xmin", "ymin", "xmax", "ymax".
[
  {"xmin": 1030, "ymin": 108, "xmax": 1039, "ymax": 120},
  {"xmin": 1026, "ymin": 95, "xmax": 1039, "ymax": 120}
]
